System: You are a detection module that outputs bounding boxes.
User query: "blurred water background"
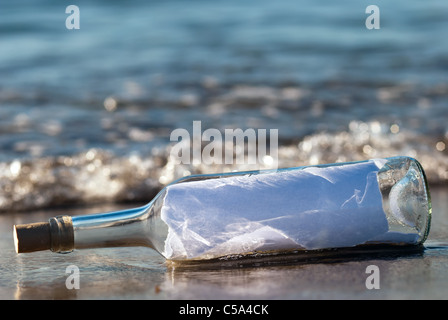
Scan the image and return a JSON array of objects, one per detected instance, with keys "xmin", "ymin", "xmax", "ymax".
[{"xmin": 1, "ymin": 0, "xmax": 447, "ymax": 212}]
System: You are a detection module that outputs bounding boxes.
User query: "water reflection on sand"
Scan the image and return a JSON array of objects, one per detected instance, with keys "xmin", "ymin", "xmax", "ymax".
[{"xmin": 1, "ymin": 187, "xmax": 447, "ymax": 299}]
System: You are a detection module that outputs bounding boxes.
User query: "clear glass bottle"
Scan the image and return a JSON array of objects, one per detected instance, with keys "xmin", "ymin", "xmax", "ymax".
[{"xmin": 13, "ymin": 156, "xmax": 431, "ymax": 261}]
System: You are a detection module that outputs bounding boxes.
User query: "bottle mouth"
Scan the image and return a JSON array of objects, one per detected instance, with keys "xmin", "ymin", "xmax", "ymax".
[
  {"xmin": 377, "ymin": 156, "xmax": 432, "ymax": 244},
  {"xmin": 13, "ymin": 216, "xmax": 74, "ymax": 254}
]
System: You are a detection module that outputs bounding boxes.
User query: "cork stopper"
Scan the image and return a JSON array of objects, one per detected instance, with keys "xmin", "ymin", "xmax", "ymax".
[
  {"xmin": 13, "ymin": 222, "xmax": 51, "ymax": 253},
  {"xmin": 13, "ymin": 216, "xmax": 74, "ymax": 254}
]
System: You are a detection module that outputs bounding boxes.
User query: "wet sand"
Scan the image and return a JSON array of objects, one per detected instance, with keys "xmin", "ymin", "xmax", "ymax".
[{"xmin": 0, "ymin": 186, "xmax": 447, "ymax": 300}]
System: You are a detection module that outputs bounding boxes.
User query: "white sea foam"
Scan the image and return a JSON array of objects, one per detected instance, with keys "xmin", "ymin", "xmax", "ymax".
[{"xmin": 0, "ymin": 118, "xmax": 446, "ymax": 214}]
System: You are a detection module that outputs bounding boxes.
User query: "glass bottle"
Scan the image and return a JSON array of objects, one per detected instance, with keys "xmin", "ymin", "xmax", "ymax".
[{"xmin": 13, "ymin": 156, "xmax": 431, "ymax": 261}]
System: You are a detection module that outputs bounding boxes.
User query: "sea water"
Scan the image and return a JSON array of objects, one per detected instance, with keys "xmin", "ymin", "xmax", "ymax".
[{"xmin": 1, "ymin": 0, "xmax": 447, "ymax": 213}]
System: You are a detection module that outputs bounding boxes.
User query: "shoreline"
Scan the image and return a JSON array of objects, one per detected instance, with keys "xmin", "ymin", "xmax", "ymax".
[{"xmin": 0, "ymin": 185, "xmax": 446, "ymax": 299}]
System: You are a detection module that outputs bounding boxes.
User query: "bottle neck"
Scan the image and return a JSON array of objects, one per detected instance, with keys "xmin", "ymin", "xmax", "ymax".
[{"xmin": 71, "ymin": 205, "xmax": 153, "ymax": 250}]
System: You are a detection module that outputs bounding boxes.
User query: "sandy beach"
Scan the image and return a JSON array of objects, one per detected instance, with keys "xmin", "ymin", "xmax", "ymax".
[{"xmin": 0, "ymin": 185, "xmax": 446, "ymax": 300}]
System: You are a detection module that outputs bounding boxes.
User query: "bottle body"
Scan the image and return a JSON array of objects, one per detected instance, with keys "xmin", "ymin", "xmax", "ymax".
[
  {"xmin": 155, "ymin": 156, "xmax": 431, "ymax": 260},
  {"xmin": 14, "ymin": 156, "xmax": 431, "ymax": 261}
]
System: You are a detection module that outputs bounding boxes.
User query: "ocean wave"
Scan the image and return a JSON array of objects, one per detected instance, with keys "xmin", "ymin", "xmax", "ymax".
[{"xmin": 1, "ymin": 120, "xmax": 446, "ymax": 212}]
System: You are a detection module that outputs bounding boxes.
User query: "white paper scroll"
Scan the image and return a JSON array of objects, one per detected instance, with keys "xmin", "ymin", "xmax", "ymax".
[{"xmin": 161, "ymin": 159, "xmax": 396, "ymax": 260}]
